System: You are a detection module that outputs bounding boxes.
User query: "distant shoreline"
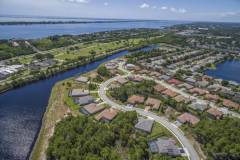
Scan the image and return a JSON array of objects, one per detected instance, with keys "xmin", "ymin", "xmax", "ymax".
[{"xmin": 0, "ymin": 20, "xmax": 159, "ymax": 26}]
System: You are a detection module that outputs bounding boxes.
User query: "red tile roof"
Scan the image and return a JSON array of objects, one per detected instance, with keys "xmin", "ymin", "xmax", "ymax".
[
  {"xmin": 177, "ymin": 113, "xmax": 200, "ymax": 125},
  {"xmin": 145, "ymin": 97, "xmax": 161, "ymax": 110},
  {"xmin": 174, "ymin": 95, "xmax": 190, "ymax": 103},
  {"xmin": 95, "ymin": 108, "xmax": 118, "ymax": 121},
  {"xmin": 205, "ymin": 94, "xmax": 220, "ymax": 102},
  {"xmin": 154, "ymin": 84, "xmax": 166, "ymax": 93},
  {"xmin": 223, "ymin": 99, "xmax": 240, "ymax": 110},
  {"xmin": 168, "ymin": 79, "xmax": 182, "ymax": 85},
  {"xmin": 163, "ymin": 89, "xmax": 178, "ymax": 98},
  {"xmin": 127, "ymin": 95, "xmax": 145, "ymax": 104},
  {"xmin": 190, "ymin": 88, "xmax": 208, "ymax": 95},
  {"xmin": 207, "ymin": 108, "xmax": 223, "ymax": 119}
]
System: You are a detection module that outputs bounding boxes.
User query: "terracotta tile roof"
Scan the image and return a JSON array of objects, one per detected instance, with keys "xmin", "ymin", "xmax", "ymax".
[
  {"xmin": 205, "ymin": 94, "xmax": 220, "ymax": 102},
  {"xmin": 207, "ymin": 108, "xmax": 224, "ymax": 119},
  {"xmin": 127, "ymin": 95, "xmax": 145, "ymax": 104},
  {"xmin": 117, "ymin": 77, "xmax": 128, "ymax": 84},
  {"xmin": 128, "ymin": 76, "xmax": 144, "ymax": 82},
  {"xmin": 223, "ymin": 99, "xmax": 240, "ymax": 110},
  {"xmin": 95, "ymin": 108, "xmax": 118, "ymax": 121},
  {"xmin": 177, "ymin": 113, "xmax": 200, "ymax": 125},
  {"xmin": 190, "ymin": 88, "xmax": 208, "ymax": 95},
  {"xmin": 145, "ymin": 97, "xmax": 161, "ymax": 110},
  {"xmin": 168, "ymin": 79, "xmax": 182, "ymax": 85},
  {"xmin": 154, "ymin": 84, "xmax": 166, "ymax": 93},
  {"xmin": 81, "ymin": 103, "xmax": 105, "ymax": 115},
  {"xmin": 163, "ymin": 89, "xmax": 178, "ymax": 98},
  {"xmin": 174, "ymin": 95, "xmax": 190, "ymax": 103}
]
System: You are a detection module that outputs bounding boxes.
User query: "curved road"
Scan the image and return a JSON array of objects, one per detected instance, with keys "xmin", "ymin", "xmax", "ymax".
[{"xmin": 99, "ymin": 75, "xmax": 200, "ymax": 160}]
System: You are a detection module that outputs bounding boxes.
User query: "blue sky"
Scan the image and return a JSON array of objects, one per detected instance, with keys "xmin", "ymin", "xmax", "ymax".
[{"xmin": 0, "ymin": 0, "xmax": 240, "ymax": 22}]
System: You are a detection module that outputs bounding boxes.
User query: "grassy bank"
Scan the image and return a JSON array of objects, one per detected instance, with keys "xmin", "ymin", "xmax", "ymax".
[{"xmin": 30, "ymin": 80, "xmax": 72, "ymax": 160}]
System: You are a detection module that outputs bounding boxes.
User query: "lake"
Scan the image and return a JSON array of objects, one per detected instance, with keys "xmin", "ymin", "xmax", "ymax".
[
  {"xmin": 0, "ymin": 18, "xmax": 183, "ymax": 160},
  {"xmin": 0, "ymin": 20, "xmax": 186, "ymax": 39},
  {"xmin": 205, "ymin": 60, "xmax": 240, "ymax": 83},
  {"xmin": 0, "ymin": 45, "xmax": 158, "ymax": 160}
]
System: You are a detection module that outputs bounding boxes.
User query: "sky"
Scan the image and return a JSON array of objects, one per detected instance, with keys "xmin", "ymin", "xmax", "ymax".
[{"xmin": 0, "ymin": 0, "xmax": 240, "ymax": 22}]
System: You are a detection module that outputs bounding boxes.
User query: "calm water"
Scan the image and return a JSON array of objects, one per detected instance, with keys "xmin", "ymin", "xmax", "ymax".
[
  {"xmin": 0, "ymin": 45, "xmax": 157, "ymax": 160},
  {"xmin": 205, "ymin": 60, "xmax": 240, "ymax": 83},
  {"xmin": 0, "ymin": 20, "xmax": 186, "ymax": 39}
]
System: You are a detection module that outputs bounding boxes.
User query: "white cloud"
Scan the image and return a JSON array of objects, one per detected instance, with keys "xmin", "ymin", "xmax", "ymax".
[
  {"xmin": 104, "ymin": 2, "xmax": 109, "ymax": 6},
  {"xmin": 161, "ymin": 6, "xmax": 168, "ymax": 10},
  {"xmin": 140, "ymin": 3, "xmax": 150, "ymax": 9},
  {"xmin": 161, "ymin": 7, "xmax": 187, "ymax": 14},
  {"xmin": 221, "ymin": 11, "xmax": 240, "ymax": 17},
  {"xmin": 62, "ymin": 0, "xmax": 89, "ymax": 4},
  {"xmin": 178, "ymin": 8, "xmax": 187, "ymax": 13}
]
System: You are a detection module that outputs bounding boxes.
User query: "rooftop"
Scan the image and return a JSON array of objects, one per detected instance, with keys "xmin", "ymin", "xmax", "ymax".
[
  {"xmin": 135, "ymin": 117, "xmax": 154, "ymax": 133},
  {"xmin": 177, "ymin": 112, "xmax": 200, "ymax": 125}
]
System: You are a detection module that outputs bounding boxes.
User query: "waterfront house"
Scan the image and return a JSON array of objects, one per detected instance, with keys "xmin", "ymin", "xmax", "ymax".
[
  {"xmin": 74, "ymin": 95, "xmax": 94, "ymax": 106},
  {"xmin": 70, "ymin": 89, "xmax": 89, "ymax": 97},
  {"xmin": 135, "ymin": 117, "xmax": 154, "ymax": 134},
  {"xmin": 80, "ymin": 103, "xmax": 105, "ymax": 115}
]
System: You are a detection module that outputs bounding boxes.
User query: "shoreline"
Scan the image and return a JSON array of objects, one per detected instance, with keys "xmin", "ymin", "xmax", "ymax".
[
  {"xmin": 28, "ymin": 45, "xmax": 154, "ymax": 160},
  {"xmin": 0, "ymin": 45, "xmax": 147, "ymax": 95}
]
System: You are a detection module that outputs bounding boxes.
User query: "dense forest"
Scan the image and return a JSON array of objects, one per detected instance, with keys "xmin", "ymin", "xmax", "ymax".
[
  {"xmin": 47, "ymin": 112, "xmax": 150, "ymax": 160},
  {"xmin": 192, "ymin": 118, "xmax": 240, "ymax": 160}
]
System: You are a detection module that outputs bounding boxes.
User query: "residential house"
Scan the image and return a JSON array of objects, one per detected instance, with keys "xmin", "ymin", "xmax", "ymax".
[
  {"xmin": 159, "ymin": 75, "xmax": 171, "ymax": 81},
  {"xmin": 189, "ymin": 101, "xmax": 208, "ymax": 111},
  {"xmin": 149, "ymin": 138, "xmax": 181, "ymax": 156},
  {"xmin": 145, "ymin": 97, "xmax": 161, "ymax": 110},
  {"xmin": 223, "ymin": 99, "xmax": 240, "ymax": 110},
  {"xmin": 135, "ymin": 117, "xmax": 154, "ymax": 133},
  {"xmin": 116, "ymin": 77, "xmax": 128, "ymax": 85},
  {"xmin": 205, "ymin": 94, "xmax": 220, "ymax": 102},
  {"xmin": 95, "ymin": 108, "xmax": 119, "ymax": 122},
  {"xmin": 163, "ymin": 89, "xmax": 178, "ymax": 98},
  {"xmin": 127, "ymin": 95, "xmax": 145, "ymax": 105},
  {"xmin": 174, "ymin": 95, "xmax": 190, "ymax": 103},
  {"xmin": 168, "ymin": 79, "xmax": 182, "ymax": 86},
  {"xmin": 70, "ymin": 89, "xmax": 89, "ymax": 97},
  {"xmin": 190, "ymin": 88, "xmax": 208, "ymax": 96},
  {"xmin": 80, "ymin": 103, "xmax": 105, "ymax": 115},
  {"xmin": 177, "ymin": 113, "xmax": 200, "ymax": 125},
  {"xmin": 207, "ymin": 108, "xmax": 224, "ymax": 120},
  {"xmin": 74, "ymin": 95, "xmax": 94, "ymax": 106},
  {"xmin": 128, "ymin": 76, "xmax": 144, "ymax": 82},
  {"xmin": 154, "ymin": 84, "xmax": 166, "ymax": 93}
]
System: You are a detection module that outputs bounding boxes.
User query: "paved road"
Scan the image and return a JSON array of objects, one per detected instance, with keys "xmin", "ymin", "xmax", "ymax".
[{"xmin": 99, "ymin": 75, "xmax": 200, "ymax": 160}]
